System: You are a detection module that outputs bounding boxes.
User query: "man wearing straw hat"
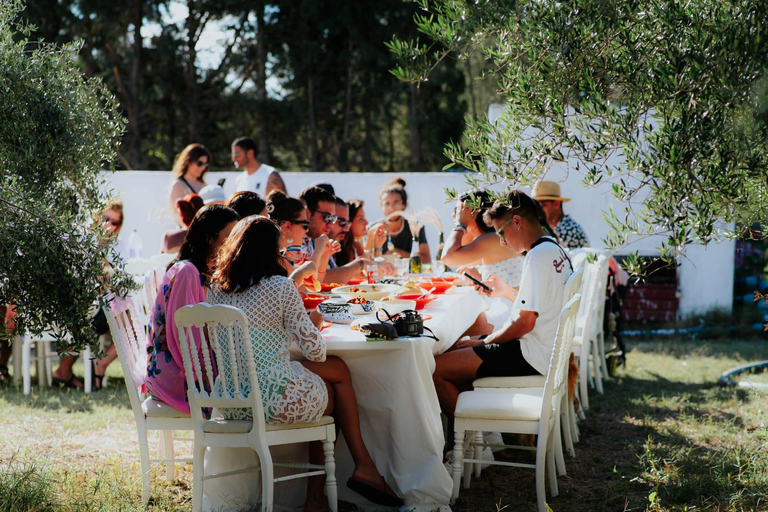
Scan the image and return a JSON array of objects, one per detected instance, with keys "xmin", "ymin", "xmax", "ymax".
[{"xmin": 532, "ymin": 180, "xmax": 589, "ymax": 249}]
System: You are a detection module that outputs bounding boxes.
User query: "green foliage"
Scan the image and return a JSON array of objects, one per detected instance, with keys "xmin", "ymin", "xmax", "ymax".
[
  {"xmin": 0, "ymin": 459, "xmax": 57, "ymax": 512},
  {"xmin": 0, "ymin": 0, "xmax": 132, "ymax": 351},
  {"xmin": 390, "ymin": 0, "xmax": 768, "ymax": 261}
]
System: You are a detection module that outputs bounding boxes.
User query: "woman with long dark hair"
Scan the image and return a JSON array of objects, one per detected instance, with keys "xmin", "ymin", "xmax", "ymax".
[
  {"xmin": 168, "ymin": 143, "xmax": 212, "ymax": 226},
  {"xmin": 208, "ymin": 216, "xmax": 403, "ymax": 510},
  {"xmin": 145, "ymin": 204, "xmax": 240, "ymax": 413}
]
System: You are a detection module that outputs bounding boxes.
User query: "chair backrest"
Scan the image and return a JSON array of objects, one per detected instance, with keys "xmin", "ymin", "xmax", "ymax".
[
  {"xmin": 541, "ymin": 294, "xmax": 581, "ymax": 424},
  {"xmin": 562, "ymin": 267, "xmax": 583, "ymax": 307},
  {"xmin": 103, "ymin": 297, "xmax": 148, "ymax": 420},
  {"xmin": 124, "ymin": 258, "xmax": 159, "ymax": 278},
  {"xmin": 149, "ymin": 252, "xmax": 177, "ymax": 268},
  {"xmin": 575, "ymin": 254, "xmax": 609, "ymax": 340},
  {"xmin": 175, "ymin": 303, "xmax": 266, "ymax": 433}
]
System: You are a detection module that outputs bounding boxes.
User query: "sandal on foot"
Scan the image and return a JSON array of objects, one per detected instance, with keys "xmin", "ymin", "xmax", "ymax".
[
  {"xmin": 0, "ymin": 364, "xmax": 10, "ymax": 384},
  {"xmin": 90, "ymin": 361, "xmax": 104, "ymax": 391},
  {"xmin": 52, "ymin": 375, "xmax": 83, "ymax": 389},
  {"xmin": 346, "ymin": 476, "xmax": 404, "ymax": 507}
]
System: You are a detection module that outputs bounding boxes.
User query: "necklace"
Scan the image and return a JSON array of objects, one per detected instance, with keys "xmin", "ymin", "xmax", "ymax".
[{"xmin": 387, "ymin": 218, "xmax": 405, "ymax": 237}]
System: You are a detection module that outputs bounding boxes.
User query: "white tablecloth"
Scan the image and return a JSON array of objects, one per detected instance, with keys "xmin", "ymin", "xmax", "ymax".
[{"xmin": 203, "ymin": 288, "xmax": 486, "ymax": 511}]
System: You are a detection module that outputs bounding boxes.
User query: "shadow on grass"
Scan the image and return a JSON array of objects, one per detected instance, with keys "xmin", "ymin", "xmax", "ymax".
[{"xmin": 0, "ymin": 378, "xmax": 132, "ymax": 413}]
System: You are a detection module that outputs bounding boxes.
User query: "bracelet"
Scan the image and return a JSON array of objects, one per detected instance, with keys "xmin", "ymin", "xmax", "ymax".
[
  {"xmin": 358, "ymin": 259, "xmax": 365, "ymax": 271},
  {"xmin": 374, "ymin": 247, "xmax": 383, "ymax": 253},
  {"xmin": 453, "ymin": 224, "xmax": 466, "ymax": 231}
]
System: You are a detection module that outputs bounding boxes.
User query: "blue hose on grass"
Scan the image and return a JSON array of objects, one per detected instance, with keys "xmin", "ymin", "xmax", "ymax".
[{"xmin": 717, "ymin": 360, "xmax": 768, "ymax": 388}]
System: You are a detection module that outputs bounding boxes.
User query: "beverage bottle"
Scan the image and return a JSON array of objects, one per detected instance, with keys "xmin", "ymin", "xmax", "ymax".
[
  {"xmin": 366, "ymin": 265, "xmax": 379, "ymax": 284},
  {"xmin": 433, "ymin": 232, "xmax": 446, "ymax": 274},
  {"xmin": 408, "ymin": 237, "xmax": 422, "ymax": 274},
  {"xmin": 435, "ymin": 232, "xmax": 445, "ymax": 261},
  {"xmin": 127, "ymin": 229, "xmax": 144, "ymax": 260}
]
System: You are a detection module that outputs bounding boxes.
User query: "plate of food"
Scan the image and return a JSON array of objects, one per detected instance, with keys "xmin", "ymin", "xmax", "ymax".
[
  {"xmin": 320, "ymin": 282, "xmax": 344, "ymax": 293},
  {"xmin": 324, "ymin": 297, "xmax": 378, "ymax": 315},
  {"xmin": 331, "ymin": 283, "xmax": 401, "ymax": 302},
  {"xmin": 301, "ymin": 294, "xmax": 328, "ymax": 310},
  {"xmin": 417, "ymin": 278, "xmax": 455, "ymax": 294}
]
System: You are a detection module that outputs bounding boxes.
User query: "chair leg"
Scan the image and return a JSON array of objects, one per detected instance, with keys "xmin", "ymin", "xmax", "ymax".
[
  {"xmin": 570, "ymin": 399, "xmax": 581, "ymax": 441},
  {"xmin": 450, "ymin": 427, "xmax": 464, "ymax": 503},
  {"xmin": 83, "ymin": 346, "xmax": 92, "ymax": 394},
  {"xmin": 323, "ymin": 438, "xmax": 338, "ymax": 512},
  {"xmin": 11, "ymin": 335, "xmax": 22, "ymax": 386},
  {"xmin": 192, "ymin": 442, "xmax": 206, "ymax": 512},
  {"xmin": 546, "ymin": 432, "xmax": 558, "ymax": 498},
  {"xmin": 591, "ymin": 335, "xmax": 604, "ymax": 395},
  {"xmin": 553, "ymin": 412, "xmax": 566, "ymax": 477},
  {"xmin": 561, "ymin": 396, "xmax": 576, "ymax": 457},
  {"xmin": 534, "ymin": 431, "xmax": 548, "ymax": 512},
  {"xmin": 22, "ymin": 336, "xmax": 32, "ymax": 395},
  {"xmin": 578, "ymin": 348, "xmax": 590, "ymax": 411},
  {"xmin": 473, "ymin": 431, "xmax": 484, "ymax": 478},
  {"xmin": 137, "ymin": 425, "xmax": 152, "ymax": 505},
  {"xmin": 260, "ymin": 454, "xmax": 274, "ymax": 512},
  {"xmin": 462, "ymin": 431, "xmax": 473, "ymax": 489},
  {"xmin": 35, "ymin": 342, "xmax": 47, "ymax": 389},
  {"xmin": 160, "ymin": 430, "xmax": 175, "ymax": 482},
  {"xmin": 598, "ymin": 331, "xmax": 610, "ymax": 380}
]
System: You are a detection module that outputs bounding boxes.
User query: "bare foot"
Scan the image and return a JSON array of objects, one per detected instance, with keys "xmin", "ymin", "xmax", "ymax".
[{"xmin": 52, "ymin": 371, "xmax": 84, "ymax": 389}]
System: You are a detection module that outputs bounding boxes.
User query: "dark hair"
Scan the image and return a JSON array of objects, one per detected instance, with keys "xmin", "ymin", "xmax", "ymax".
[
  {"xmin": 299, "ymin": 186, "xmax": 336, "ymax": 213},
  {"xmin": 337, "ymin": 199, "xmax": 364, "ymax": 267},
  {"xmin": 172, "ymin": 143, "xmax": 211, "ymax": 180},
  {"xmin": 460, "ymin": 189, "xmax": 495, "ymax": 233},
  {"xmin": 313, "ymin": 182, "xmax": 336, "ymax": 195},
  {"xmin": 334, "ymin": 195, "xmax": 347, "ymax": 207},
  {"xmin": 170, "ymin": 205, "xmax": 240, "ymax": 281},
  {"xmin": 227, "ymin": 191, "xmax": 266, "ymax": 218},
  {"xmin": 212, "ymin": 216, "xmax": 288, "ymax": 293},
  {"xmin": 232, "ymin": 137, "xmax": 258, "ymax": 159},
  {"xmin": 266, "ymin": 190, "xmax": 306, "ymax": 223},
  {"xmin": 484, "ymin": 190, "xmax": 542, "ymax": 227},
  {"xmin": 379, "ymin": 177, "xmax": 407, "ymax": 207},
  {"xmin": 176, "ymin": 193, "xmax": 204, "ymax": 227}
]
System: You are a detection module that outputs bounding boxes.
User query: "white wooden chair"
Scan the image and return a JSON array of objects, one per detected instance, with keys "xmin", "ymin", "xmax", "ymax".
[
  {"xmin": 175, "ymin": 303, "xmax": 338, "ymax": 512},
  {"xmin": 16, "ymin": 330, "xmax": 97, "ymax": 394},
  {"xmin": 472, "ymin": 267, "xmax": 584, "ymax": 472},
  {"xmin": 451, "ymin": 295, "xmax": 581, "ymax": 512},
  {"xmin": 104, "ymin": 297, "xmax": 193, "ymax": 505}
]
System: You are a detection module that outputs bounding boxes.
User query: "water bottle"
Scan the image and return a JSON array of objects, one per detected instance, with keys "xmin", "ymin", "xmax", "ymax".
[
  {"xmin": 408, "ymin": 237, "xmax": 422, "ymax": 274},
  {"xmin": 127, "ymin": 229, "xmax": 144, "ymax": 260},
  {"xmin": 435, "ymin": 232, "xmax": 445, "ymax": 262}
]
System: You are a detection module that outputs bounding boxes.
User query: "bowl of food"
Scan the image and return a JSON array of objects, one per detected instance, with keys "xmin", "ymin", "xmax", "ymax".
[
  {"xmin": 417, "ymin": 278, "xmax": 455, "ymax": 294},
  {"xmin": 331, "ymin": 283, "xmax": 401, "ymax": 302},
  {"xmin": 394, "ymin": 293, "xmax": 438, "ymax": 310},
  {"xmin": 378, "ymin": 298, "xmax": 418, "ymax": 316},
  {"xmin": 322, "ymin": 297, "xmax": 377, "ymax": 315},
  {"xmin": 301, "ymin": 294, "xmax": 328, "ymax": 310}
]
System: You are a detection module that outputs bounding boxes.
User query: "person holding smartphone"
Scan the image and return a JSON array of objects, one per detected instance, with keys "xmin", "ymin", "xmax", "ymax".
[
  {"xmin": 442, "ymin": 189, "xmax": 524, "ymax": 336},
  {"xmin": 433, "ymin": 190, "xmax": 572, "ymax": 419}
]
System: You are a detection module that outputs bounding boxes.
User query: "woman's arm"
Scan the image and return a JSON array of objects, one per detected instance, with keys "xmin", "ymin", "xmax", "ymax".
[
  {"xmin": 282, "ymin": 279, "xmax": 326, "ymax": 361},
  {"xmin": 441, "ymin": 230, "xmax": 496, "ymax": 267},
  {"xmin": 168, "ymin": 180, "xmax": 187, "ymax": 226}
]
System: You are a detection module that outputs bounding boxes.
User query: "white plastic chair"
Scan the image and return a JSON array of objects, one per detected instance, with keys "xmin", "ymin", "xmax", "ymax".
[
  {"xmin": 128, "ymin": 268, "xmax": 162, "ymax": 336},
  {"xmin": 450, "ymin": 294, "xmax": 581, "ymax": 512},
  {"xmin": 472, "ymin": 267, "xmax": 584, "ymax": 473},
  {"xmin": 175, "ymin": 303, "xmax": 338, "ymax": 512},
  {"xmin": 149, "ymin": 252, "xmax": 177, "ymax": 269},
  {"xmin": 17, "ymin": 331, "xmax": 96, "ymax": 394},
  {"xmin": 104, "ymin": 297, "xmax": 193, "ymax": 505}
]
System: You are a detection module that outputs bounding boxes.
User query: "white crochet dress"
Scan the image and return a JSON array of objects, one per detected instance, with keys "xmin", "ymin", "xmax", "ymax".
[
  {"xmin": 207, "ymin": 275, "xmax": 328, "ymax": 424},
  {"xmin": 477, "ymin": 255, "xmax": 524, "ymax": 330}
]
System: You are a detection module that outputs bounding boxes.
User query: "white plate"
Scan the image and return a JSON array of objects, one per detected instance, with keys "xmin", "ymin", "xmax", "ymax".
[{"xmin": 331, "ymin": 283, "xmax": 402, "ymax": 302}]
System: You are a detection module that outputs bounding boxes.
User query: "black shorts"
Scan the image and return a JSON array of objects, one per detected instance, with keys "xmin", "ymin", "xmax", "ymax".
[{"xmin": 472, "ymin": 339, "xmax": 541, "ymax": 379}]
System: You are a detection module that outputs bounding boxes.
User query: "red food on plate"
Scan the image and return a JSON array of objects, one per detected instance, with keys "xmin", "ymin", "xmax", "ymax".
[
  {"xmin": 347, "ymin": 277, "xmax": 364, "ymax": 285},
  {"xmin": 395, "ymin": 293, "xmax": 438, "ymax": 310},
  {"xmin": 417, "ymin": 279, "xmax": 454, "ymax": 294},
  {"xmin": 320, "ymin": 282, "xmax": 343, "ymax": 293},
  {"xmin": 301, "ymin": 294, "xmax": 327, "ymax": 310}
]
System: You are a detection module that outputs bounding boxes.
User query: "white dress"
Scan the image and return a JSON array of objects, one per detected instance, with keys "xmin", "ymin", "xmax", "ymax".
[
  {"xmin": 477, "ymin": 255, "xmax": 524, "ymax": 330},
  {"xmin": 207, "ymin": 275, "xmax": 328, "ymax": 424}
]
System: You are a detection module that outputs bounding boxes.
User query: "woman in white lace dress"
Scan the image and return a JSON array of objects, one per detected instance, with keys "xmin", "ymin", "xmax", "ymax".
[
  {"xmin": 442, "ymin": 189, "xmax": 524, "ymax": 335},
  {"xmin": 208, "ymin": 216, "xmax": 402, "ymax": 511}
]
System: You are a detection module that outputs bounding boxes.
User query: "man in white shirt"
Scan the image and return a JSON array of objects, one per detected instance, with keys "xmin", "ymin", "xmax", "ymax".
[
  {"xmin": 231, "ymin": 137, "xmax": 286, "ymax": 196},
  {"xmin": 433, "ymin": 190, "xmax": 572, "ymax": 418}
]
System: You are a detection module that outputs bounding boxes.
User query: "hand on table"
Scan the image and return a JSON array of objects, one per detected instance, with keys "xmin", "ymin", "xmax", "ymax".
[
  {"xmin": 451, "ymin": 335, "xmax": 485, "ymax": 351},
  {"xmin": 309, "ymin": 309, "xmax": 324, "ymax": 329}
]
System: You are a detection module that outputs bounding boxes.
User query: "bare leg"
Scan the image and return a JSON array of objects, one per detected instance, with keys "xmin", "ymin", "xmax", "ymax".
[
  {"xmin": 94, "ymin": 344, "xmax": 118, "ymax": 376},
  {"xmin": 301, "ymin": 356, "xmax": 399, "ymax": 503},
  {"xmin": 433, "ymin": 347, "xmax": 483, "ymax": 418},
  {"xmin": 53, "ymin": 355, "xmax": 84, "ymax": 388}
]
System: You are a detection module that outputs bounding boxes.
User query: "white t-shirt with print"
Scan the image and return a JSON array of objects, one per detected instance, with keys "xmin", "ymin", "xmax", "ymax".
[
  {"xmin": 509, "ymin": 237, "xmax": 572, "ymax": 375},
  {"xmin": 234, "ymin": 164, "xmax": 277, "ymax": 195}
]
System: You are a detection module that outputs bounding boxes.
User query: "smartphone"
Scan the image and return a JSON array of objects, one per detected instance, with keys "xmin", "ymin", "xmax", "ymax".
[
  {"xmin": 463, "ymin": 272, "xmax": 492, "ymax": 292},
  {"xmin": 217, "ymin": 178, "xmax": 226, "ymax": 187}
]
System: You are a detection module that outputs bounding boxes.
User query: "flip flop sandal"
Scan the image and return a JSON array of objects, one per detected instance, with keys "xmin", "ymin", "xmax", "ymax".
[
  {"xmin": 0, "ymin": 364, "xmax": 10, "ymax": 383},
  {"xmin": 51, "ymin": 375, "xmax": 83, "ymax": 389},
  {"xmin": 346, "ymin": 477, "xmax": 404, "ymax": 507}
]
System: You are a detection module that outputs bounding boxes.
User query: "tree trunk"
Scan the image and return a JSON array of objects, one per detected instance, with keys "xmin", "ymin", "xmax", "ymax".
[
  {"xmin": 254, "ymin": 0, "xmax": 271, "ymax": 163},
  {"xmin": 361, "ymin": 75, "xmax": 373, "ymax": 172},
  {"xmin": 466, "ymin": 57, "xmax": 477, "ymax": 119},
  {"xmin": 185, "ymin": 0, "xmax": 201, "ymax": 142},
  {"xmin": 308, "ymin": 75, "xmax": 320, "ymax": 172},
  {"xmin": 127, "ymin": 0, "xmax": 144, "ymax": 168},
  {"xmin": 409, "ymin": 82, "xmax": 421, "ymax": 170},
  {"xmin": 338, "ymin": 40, "xmax": 354, "ymax": 173}
]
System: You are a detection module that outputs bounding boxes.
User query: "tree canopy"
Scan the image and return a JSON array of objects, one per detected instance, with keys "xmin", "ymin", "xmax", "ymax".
[
  {"xmin": 0, "ymin": 0, "xmax": 132, "ymax": 350},
  {"xmin": 390, "ymin": 0, "xmax": 768, "ymax": 269}
]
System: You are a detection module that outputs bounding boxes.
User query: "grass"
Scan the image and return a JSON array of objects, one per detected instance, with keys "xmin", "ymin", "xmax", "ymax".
[{"xmin": 0, "ymin": 338, "xmax": 767, "ymax": 511}]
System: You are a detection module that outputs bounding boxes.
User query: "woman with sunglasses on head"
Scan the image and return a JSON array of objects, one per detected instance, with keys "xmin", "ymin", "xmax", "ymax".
[
  {"xmin": 207, "ymin": 216, "xmax": 404, "ymax": 510},
  {"xmin": 168, "ymin": 143, "xmax": 212, "ymax": 226},
  {"xmin": 367, "ymin": 177, "xmax": 430, "ymax": 263},
  {"xmin": 442, "ymin": 189, "xmax": 524, "ymax": 336},
  {"xmin": 145, "ymin": 204, "xmax": 240, "ymax": 413}
]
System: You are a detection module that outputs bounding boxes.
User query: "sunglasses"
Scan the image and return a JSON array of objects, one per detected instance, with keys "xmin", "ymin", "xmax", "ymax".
[
  {"xmin": 103, "ymin": 216, "xmax": 123, "ymax": 227},
  {"xmin": 335, "ymin": 218, "xmax": 350, "ymax": 228},
  {"xmin": 292, "ymin": 220, "xmax": 310, "ymax": 230},
  {"xmin": 196, "ymin": 160, "xmax": 210, "ymax": 167},
  {"xmin": 495, "ymin": 216, "xmax": 514, "ymax": 242},
  {"xmin": 314, "ymin": 210, "xmax": 338, "ymax": 224}
]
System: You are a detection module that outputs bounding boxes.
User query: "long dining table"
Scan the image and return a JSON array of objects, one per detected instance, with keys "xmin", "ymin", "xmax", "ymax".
[{"xmin": 202, "ymin": 285, "xmax": 487, "ymax": 512}]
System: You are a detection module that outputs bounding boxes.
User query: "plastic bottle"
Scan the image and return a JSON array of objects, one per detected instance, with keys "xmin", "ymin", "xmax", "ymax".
[
  {"xmin": 127, "ymin": 229, "xmax": 144, "ymax": 260},
  {"xmin": 366, "ymin": 265, "xmax": 379, "ymax": 284},
  {"xmin": 408, "ymin": 237, "xmax": 422, "ymax": 274}
]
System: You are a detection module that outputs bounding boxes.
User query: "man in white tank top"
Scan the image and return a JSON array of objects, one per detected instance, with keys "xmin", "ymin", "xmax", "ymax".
[{"xmin": 231, "ymin": 136, "xmax": 287, "ymax": 196}]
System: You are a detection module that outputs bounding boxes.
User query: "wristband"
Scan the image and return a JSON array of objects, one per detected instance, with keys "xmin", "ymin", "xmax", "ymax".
[{"xmin": 453, "ymin": 224, "xmax": 466, "ymax": 231}]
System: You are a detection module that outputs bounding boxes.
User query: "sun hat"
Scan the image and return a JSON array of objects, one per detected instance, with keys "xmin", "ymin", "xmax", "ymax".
[
  {"xmin": 531, "ymin": 181, "xmax": 570, "ymax": 202},
  {"xmin": 198, "ymin": 184, "xmax": 227, "ymax": 205}
]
